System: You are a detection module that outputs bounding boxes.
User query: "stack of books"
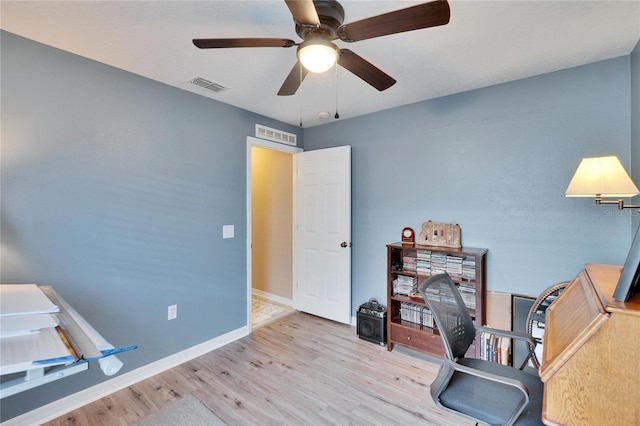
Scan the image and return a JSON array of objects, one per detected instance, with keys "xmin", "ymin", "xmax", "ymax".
[
  {"xmin": 458, "ymin": 283, "xmax": 476, "ymax": 310},
  {"xmin": 393, "ymin": 275, "xmax": 417, "ymax": 295},
  {"xmin": 430, "ymin": 253, "xmax": 447, "ymax": 275},
  {"xmin": 402, "ymin": 255, "xmax": 417, "ymax": 272},
  {"xmin": 416, "ymin": 250, "xmax": 432, "ymax": 276},
  {"xmin": 400, "ymin": 302, "xmax": 434, "ymax": 327},
  {"xmin": 479, "ymin": 331, "xmax": 511, "ymax": 366},
  {"xmin": 462, "ymin": 257, "xmax": 476, "ymax": 281},
  {"xmin": 445, "ymin": 255, "xmax": 464, "ymax": 279}
]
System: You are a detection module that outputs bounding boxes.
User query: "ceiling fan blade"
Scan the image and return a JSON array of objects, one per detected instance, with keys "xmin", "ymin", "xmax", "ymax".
[
  {"xmin": 193, "ymin": 38, "xmax": 296, "ymax": 49},
  {"xmin": 337, "ymin": 0, "xmax": 450, "ymax": 42},
  {"xmin": 277, "ymin": 61, "xmax": 310, "ymax": 96},
  {"xmin": 338, "ymin": 49, "xmax": 396, "ymax": 91},
  {"xmin": 284, "ymin": 0, "xmax": 320, "ymax": 26}
]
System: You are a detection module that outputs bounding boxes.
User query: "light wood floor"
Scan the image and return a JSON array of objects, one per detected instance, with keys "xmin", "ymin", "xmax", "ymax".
[{"xmin": 45, "ymin": 312, "xmax": 472, "ymax": 425}]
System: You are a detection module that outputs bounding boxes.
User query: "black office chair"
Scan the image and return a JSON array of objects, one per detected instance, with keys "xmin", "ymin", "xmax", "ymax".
[{"xmin": 419, "ymin": 273, "xmax": 544, "ymax": 426}]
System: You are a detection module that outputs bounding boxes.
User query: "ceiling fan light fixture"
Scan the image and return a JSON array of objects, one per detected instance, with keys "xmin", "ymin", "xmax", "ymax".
[{"xmin": 297, "ymin": 39, "xmax": 338, "ymax": 73}]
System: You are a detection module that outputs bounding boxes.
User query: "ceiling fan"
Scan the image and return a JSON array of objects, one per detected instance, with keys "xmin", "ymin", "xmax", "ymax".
[{"xmin": 193, "ymin": 0, "xmax": 450, "ymax": 96}]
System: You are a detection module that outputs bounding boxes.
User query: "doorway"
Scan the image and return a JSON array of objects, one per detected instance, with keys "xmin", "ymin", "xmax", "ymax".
[{"xmin": 246, "ymin": 137, "xmax": 301, "ymax": 329}]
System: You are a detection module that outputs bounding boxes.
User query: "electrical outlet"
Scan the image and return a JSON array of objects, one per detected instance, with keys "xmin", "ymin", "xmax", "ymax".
[{"xmin": 168, "ymin": 304, "xmax": 177, "ymax": 320}]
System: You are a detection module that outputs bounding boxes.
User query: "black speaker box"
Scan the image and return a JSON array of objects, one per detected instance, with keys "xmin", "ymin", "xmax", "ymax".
[{"xmin": 357, "ymin": 299, "xmax": 387, "ymax": 346}]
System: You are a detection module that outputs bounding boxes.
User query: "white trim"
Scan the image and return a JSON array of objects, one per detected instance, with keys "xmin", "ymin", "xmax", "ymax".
[
  {"xmin": 252, "ymin": 289, "xmax": 294, "ymax": 308},
  {"xmin": 246, "ymin": 136, "xmax": 302, "ymax": 333},
  {"xmin": 3, "ymin": 325, "xmax": 250, "ymax": 426}
]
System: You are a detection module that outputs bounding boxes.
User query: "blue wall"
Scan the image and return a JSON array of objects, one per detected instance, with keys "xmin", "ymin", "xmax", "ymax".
[
  {"xmin": 0, "ymin": 31, "xmax": 302, "ymax": 421},
  {"xmin": 1, "ymin": 29, "xmax": 638, "ymax": 422},
  {"xmin": 304, "ymin": 56, "xmax": 635, "ymax": 309}
]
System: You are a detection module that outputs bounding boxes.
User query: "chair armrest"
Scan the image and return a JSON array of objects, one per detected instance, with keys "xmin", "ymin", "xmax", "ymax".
[
  {"xmin": 476, "ymin": 325, "xmax": 537, "ymax": 370},
  {"xmin": 439, "ymin": 359, "xmax": 530, "ymax": 426},
  {"xmin": 476, "ymin": 325, "xmax": 537, "ymax": 348}
]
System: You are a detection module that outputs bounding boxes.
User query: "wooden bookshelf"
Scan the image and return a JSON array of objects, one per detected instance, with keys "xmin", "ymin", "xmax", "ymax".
[{"xmin": 386, "ymin": 242, "xmax": 487, "ymax": 358}]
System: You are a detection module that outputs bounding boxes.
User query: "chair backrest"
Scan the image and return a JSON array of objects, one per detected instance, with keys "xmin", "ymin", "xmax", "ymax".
[{"xmin": 419, "ymin": 273, "xmax": 476, "ymax": 360}]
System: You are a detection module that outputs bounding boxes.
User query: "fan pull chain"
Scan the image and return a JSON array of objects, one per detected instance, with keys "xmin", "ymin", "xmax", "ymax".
[
  {"xmin": 299, "ymin": 62, "xmax": 303, "ymax": 127},
  {"xmin": 334, "ymin": 62, "xmax": 340, "ymax": 119}
]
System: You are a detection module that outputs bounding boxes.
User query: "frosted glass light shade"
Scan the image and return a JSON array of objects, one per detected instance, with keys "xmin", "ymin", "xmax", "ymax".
[
  {"xmin": 565, "ymin": 156, "xmax": 639, "ymax": 197},
  {"xmin": 298, "ymin": 41, "xmax": 338, "ymax": 73}
]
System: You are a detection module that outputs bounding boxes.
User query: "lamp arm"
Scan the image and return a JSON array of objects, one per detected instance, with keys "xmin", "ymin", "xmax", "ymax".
[{"xmin": 595, "ymin": 195, "xmax": 640, "ymax": 210}]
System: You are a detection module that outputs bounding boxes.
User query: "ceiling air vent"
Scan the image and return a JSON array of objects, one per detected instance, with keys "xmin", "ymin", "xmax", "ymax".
[
  {"xmin": 189, "ymin": 77, "xmax": 228, "ymax": 93},
  {"xmin": 255, "ymin": 124, "xmax": 297, "ymax": 146}
]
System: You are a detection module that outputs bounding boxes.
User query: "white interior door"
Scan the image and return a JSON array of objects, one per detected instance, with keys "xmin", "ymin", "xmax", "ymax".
[{"xmin": 293, "ymin": 145, "xmax": 351, "ymax": 324}]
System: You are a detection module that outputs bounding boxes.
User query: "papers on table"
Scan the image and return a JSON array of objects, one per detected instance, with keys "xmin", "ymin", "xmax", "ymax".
[
  {"xmin": 0, "ymin": 314, "xmax": 59, "ymax": 338},
  {"xmin": 1, "ymin": 284, "xmax": 59, "ymax": 316},
  {"xmin": 0, "ymin": 284, "xmax": 60, "ymax": 338},
  {"xmin": 0, "ymin": 284, "xmax": 136, "ymax": 394},
  {"xmin": 0, "ymin": 284, "xmax": 71, "ymax": 375},
  {"xmin": 1, "ymin": 327, "xmax": 75, "ymax": 374}
]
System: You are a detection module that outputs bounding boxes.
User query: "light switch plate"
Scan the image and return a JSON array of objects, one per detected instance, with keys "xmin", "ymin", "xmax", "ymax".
[
  {"xmin": 168, "ymin": 304, "xmax": 177, "ymax": 320},
  {"xmin": 223, "ymin": 225, "xmax": 234, "ymax": 239}
]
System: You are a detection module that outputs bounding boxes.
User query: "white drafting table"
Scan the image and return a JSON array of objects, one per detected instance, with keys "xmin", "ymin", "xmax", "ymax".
[{"xmin": 0, "ymin": 285, "xmax": 136, "ymax": 399}]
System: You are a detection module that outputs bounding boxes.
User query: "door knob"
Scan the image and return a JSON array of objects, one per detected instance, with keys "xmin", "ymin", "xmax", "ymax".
[{"xmin": 340, "ymin": 241, "xmax": 348, "ymax": 248}]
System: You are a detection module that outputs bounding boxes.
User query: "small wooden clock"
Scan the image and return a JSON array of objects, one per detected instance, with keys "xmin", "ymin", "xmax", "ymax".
[{"xmin": 401, "ymin": 227, "xmax": 415, "ymax": 245}]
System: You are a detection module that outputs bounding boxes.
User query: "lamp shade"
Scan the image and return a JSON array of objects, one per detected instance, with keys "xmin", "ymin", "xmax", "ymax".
[
  {"xmin": 565, "ymin": 156, "xmax": 639, "ymax": 197},
  {"xmin": 297, "ymin": 40, "xmax": 338, "ymax": 73}
]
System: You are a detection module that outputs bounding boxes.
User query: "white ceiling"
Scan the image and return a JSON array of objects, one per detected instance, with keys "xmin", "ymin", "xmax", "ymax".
[{"xmin": 2, "ymin": 1, "xmax": 639, "ymax": 128}]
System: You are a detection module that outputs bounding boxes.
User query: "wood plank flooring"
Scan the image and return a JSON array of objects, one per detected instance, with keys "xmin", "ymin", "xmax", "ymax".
[{"xmin": 45, "ymin": 312, "xmax": 472, "ymax": 425}]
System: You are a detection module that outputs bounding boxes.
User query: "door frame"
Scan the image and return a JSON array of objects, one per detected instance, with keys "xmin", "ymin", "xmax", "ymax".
[{"xmin": 246, "ymin": 136, "xmax": 302, "ymax": 330}]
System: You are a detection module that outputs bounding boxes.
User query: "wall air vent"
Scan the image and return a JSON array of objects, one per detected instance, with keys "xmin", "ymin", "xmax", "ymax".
[
  {"xmin": 255, "ymin": 124, "xmax": 297, "ymax": 146},
  {"xmin": 189, "ymin": 77, "xmax": 228, "ymax": 93}
]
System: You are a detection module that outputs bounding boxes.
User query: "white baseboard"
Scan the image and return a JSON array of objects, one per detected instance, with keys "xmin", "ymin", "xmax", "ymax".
[
  {"xmin": 252, "ymin": 289, "xmax": 293, "ymax": 307},
  {"xmin": 3, "ymin": 325, "xmax": 250, "ymax": 426},
  {"xmin": 252, "ymin": 289, "xmax": 355, "ymax": 326},
  {"xmin": 252, "ymin": 290, "xmax": 355, "ymax": 326}
]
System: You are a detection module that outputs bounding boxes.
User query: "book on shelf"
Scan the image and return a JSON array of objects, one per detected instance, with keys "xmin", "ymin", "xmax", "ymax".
[
  {"xmin": 402, "ymin": 255, "xmax": 417, "ymax": 272},
  {"xmin": 416, "ymin": 249, "xmax": 431, "ymax": 258},
  {"xmin": 445, "ymin": 254, "xmax": 464, "ymax": 277},
  {"xmin": 393, "ymin": 276, "xmax": 417, "ymax": 295},
  {"xmin": 458, "ymin": 283, "xmax": 476, "ymax": 310},
  {"xmin": 416, "ymin": 253, "xmax": 431, "ymax": 276},
  {"xmin": 420, "ymin": 282, "xmax": 476, "ymax": 310},
  {"xmin": 416, "ymin": 266, "xmax": 431, "ymax": 276},
  {"xmin": 479, "ymin": 331, "xmax": 511, "ymax": 366},
  {"xmin": 400, "ymin": 302, "xmax": 434, "ymax": 328},
  {"xmin": 403, "ymin": 251, "xmax": 477, "ymax": 283},
  {"xmin": 462, "ymin": 257, "xmax": 476, "ymax": 280}
]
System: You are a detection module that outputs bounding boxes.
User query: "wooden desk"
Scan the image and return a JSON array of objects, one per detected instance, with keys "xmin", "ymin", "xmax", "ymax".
[{"xmin": 540, "ymin": 264, "xmax": 640, "ymax": 425}]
